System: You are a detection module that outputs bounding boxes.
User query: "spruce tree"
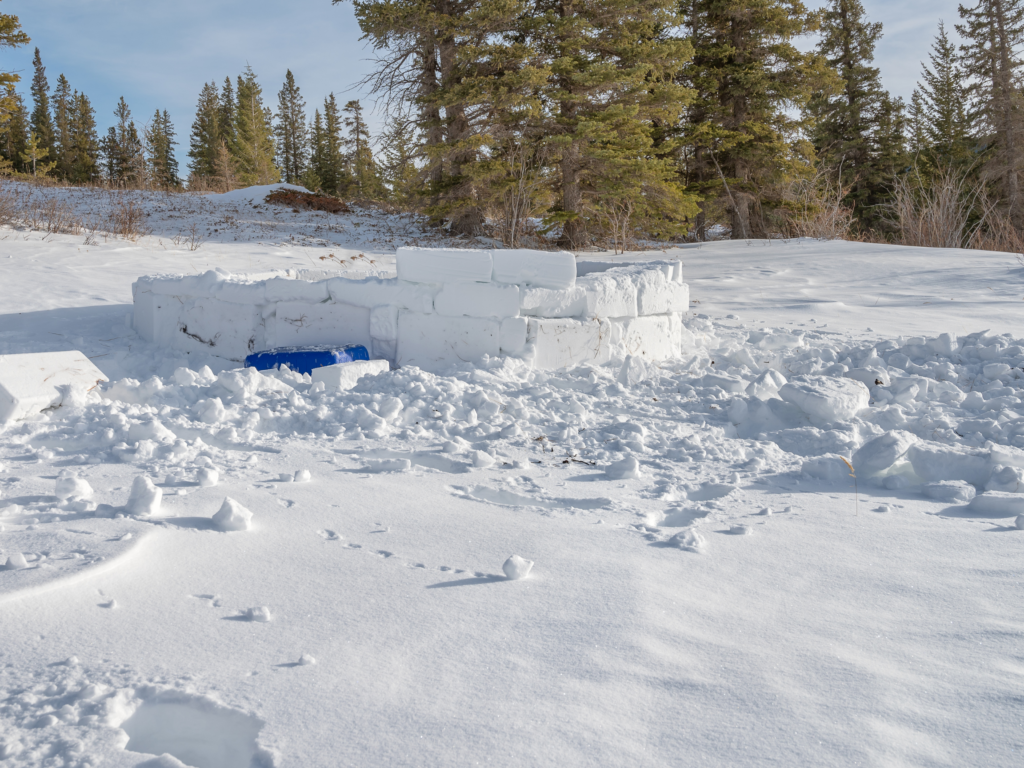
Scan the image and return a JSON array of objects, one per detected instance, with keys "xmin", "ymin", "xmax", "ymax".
[
  {"xmin": 67, "ymin": 91, "xmax": 99, "ymax": 183},
  {"xmin": 304, "ymin": 110, "xmax": 326, "ymax": 192},
  {"xmin": 188, "ymin": 81, "xmax": 221, "ymax": 180},
  {"xmin": 0, "ymin": 84, "xmax": 28, "ymax": 172},
  {"xmin": 958, "ymin": 0, "xmax": 1024, "ymax": 220},
  {"xmin": 21, "ymin": 130, "xmax": 54, "ymax": 176},
  {"xmin": 275, "ymin": 70, "xmax": 308, "ymax": 184},
  {"xmin": 343, "ymin": 100, "xmax": 378, "ymax": 197},
  {"xmin": 219, "ymin": 77, "xmax": 236, "ymax": 151},
  {"xmin": 104, "ymin": 97, "xmax": 144, "ymax": 185},
  {"xmin": 29, "ymin": 48, "xmax": 54, "ymax": 157},
  {"xmin": 52, "ymin": 74, "xmax": 73, "ymax": 179},
  {"xmin": 319, "ymin": 94, "xmax": 347, "ymax": 195},
  {"xmin": 0, "ymin": 8, "xmax": 29, "ymax": 93},
  {"xmin": 808, "ymin": 0, "xmax": 889, "ymax": 222},
  {"xmin": 681, "ymin": 0, "xmax": 831, "ymax": 238},
  {"xmin": 379, "ymin": 117, "xmax": 420, "ymax": 205},
  {"xmin": 231, "ymin": 66, "xmax": 279, "ymax": 186},
  {"xmin": 146, "ymin": 109, "xmax": 178, "ymax": 187},
  {"xmin": 917, "ymin": 21, "xmax": 973, "ymax": 160}
]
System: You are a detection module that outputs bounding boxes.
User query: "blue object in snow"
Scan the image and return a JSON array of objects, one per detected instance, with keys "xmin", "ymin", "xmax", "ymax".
[{"xmin": 245, "ymin": 344, "xmax": 370, "ymax": 375}]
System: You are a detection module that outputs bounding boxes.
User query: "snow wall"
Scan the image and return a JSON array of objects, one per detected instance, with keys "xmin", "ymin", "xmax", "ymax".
[{"xmin": 132, "ymin": 247, "xmax": 689, "ymax": 371}]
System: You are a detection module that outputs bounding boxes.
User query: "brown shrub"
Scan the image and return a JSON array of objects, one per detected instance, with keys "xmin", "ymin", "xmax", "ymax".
[{"xmin": 265, "ymin": 189, "xmax": 351, "ymax": 214}]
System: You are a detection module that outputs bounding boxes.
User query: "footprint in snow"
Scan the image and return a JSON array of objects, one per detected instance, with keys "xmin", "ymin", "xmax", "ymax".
[{"xmin": 318, "ymin": 529, "xmax": 341, "ymax": 541}]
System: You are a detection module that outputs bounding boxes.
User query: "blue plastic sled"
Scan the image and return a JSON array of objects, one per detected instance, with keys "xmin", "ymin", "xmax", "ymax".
[{"xmin": 245, "ymin": 344, "xmax": 369, "ymax": 375}]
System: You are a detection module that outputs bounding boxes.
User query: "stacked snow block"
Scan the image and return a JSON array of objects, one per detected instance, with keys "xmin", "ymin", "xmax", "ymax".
[{"xmin": 131, "ymin": 250, "xmax": 689, "ymax": 372}]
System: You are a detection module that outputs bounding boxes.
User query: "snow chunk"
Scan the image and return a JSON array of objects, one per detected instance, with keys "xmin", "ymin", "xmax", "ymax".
[
  {"xmin": 299, "ymin": 653, "xmax": 316, "ymax": 666},
  {"xmin": 126, "ymin": 476, "xmax": 163, "ymax": 517},
  {"xmin": 4, "ymin": 553, "xmax": 28, "ymax": 570},
  {"xmin": 212, "ymin": 498, "xmax": 252, "ymax": 532},
  {"xmin": 1016, "ymin": 515, "xmax": 1024, "ymax": 530},
  {"xmin": 852, "ymin": 430, "xmax": 917, "ymax": 477},
  {"xmin": 502, "ymin": 554, "xmax": 534, "ymax": 580},
  {"xmin": 238, "ymin": 606, "xmax": 272, "ymax": 622},
  {"xmin": 55, "ymin": 473, "xmax": 93, "ymax": 501},
  {"xmin": 472, "ymin": 451, "xmax": 495, "ymax": 468},
  {"xmin": 671, "ymin": 529, "xmax": 707, "ymax": 553},
  {"xmin": 311, "ymin": 359, "xmax": 390, "ymax": 392},
  {"xmin": 923, "ymin": 481, "xmax": 976, "ymax": 504},
  {"xmin": 293, "ymin": 469, "xmax": 311, "ymax": 483},
  {"xmin": 606, "ymin": 456, "xmax": 642, "ymax": 480},
  {"xmin": 970, "ymin": 492, "xmax": 1024, "ymax": 516},
  {"xmin": 196, "ymin": 468, "xmax": 219, "ymax": 487},
  {"xmin": 779, "ymin": 375, "xmax": 869, "ymax": 424},
  {"xmin": 906, "ymin": 443, "xmax": 991, "ymax": 486}
]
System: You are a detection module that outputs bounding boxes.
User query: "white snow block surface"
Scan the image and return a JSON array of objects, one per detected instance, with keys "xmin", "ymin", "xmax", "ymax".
[
  {"xmin": 268, "ymin": 301, "xmax": 371, "ymax": 349},
  {"xmin": 491, "ymin": 249, "xmax": 576, "ymax": 289},
  {"xmin": 527, "ymin": 318, "xmax": 611, "ymax": 370},
  {"xmin": 397, "ymin": 312, "xmax": 500, "ymax": 370},
  {"xmin": 434, "ymin": 283, "xmax": 520, "ymax": 318},
  {"xmin": 0, "ymin": 351, "xmax": 108, "ymax": 424},
  {"xmin": 577, "ymin": 271, "xmax": 638, "ymax": 318},
  {"xmin": 519, "ymin": 286, "xmax": 588, "ymax": 318},
  {"xmin": 311, "ymin": 359, "xmax": 390, "ymax": 391},
  {"xmin": 500, "ymin": 317, "xmax": 529, "ymax": 355},
  {"xmin": 396, "ymin": 247, "xmax": 492, "ymax": 284}
]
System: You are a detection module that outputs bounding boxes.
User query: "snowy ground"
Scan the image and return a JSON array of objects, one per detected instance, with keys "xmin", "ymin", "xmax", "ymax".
[{"xmin": 1, "ymin": 186, "xmax": 1023, "ymax": 767}]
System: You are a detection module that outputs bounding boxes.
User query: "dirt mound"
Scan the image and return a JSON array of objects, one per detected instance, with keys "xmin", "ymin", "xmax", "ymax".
[{"xmin": 265, "ymin": 189, "xmax": 351, "ymax": 214}]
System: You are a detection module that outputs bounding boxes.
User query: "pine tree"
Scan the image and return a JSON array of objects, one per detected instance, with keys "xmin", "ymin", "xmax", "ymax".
[
  {"xmin": 30, "ymin": 48, "xmax": 54, "ymax": 158},
  {"xmin": 275, "ymin": 70, "xmax": 308, "ymax": 183},
  {"xmin": 231, "ymin": 66, "xmax": 280, "ymax": 186},
  {"xmin": 67, "ymin": 91, "xmax": 99, "ymax": 183},
  {"xmin": 908, "ymin": 89, "xmax": 929, "ymax": 155},
  {"xmin": 958, "ymin": 0, "xmax": 1024, "ymax": 220},
  {"xmin": 52, "ymin": 73, "xmax": 73, "ymax": 179},
  {"xmin": 188, "ymin": 81, "xmax": 222, "ymax": 180},
  {"xmin": 0, "ymin": 84, "xmax": 28, "ymax": 172},
  {"xmin": 219, "ymin": 77, "xmax": 236, "ymax": 151},
  {"xmin": 680, "ymin": 0, "xmax": 832, "ymax": 239},
  {"xmin": 146, "ymin": 109, "xmax": 178, "ymax": 187},
  {"xmin": 0, "ymin": 8, "xmax": 29, "ymax": 93},
  {"xmin": 304, "ymin": 110, "xmax": 326, "ymax": 192},
  {"xmin": 917, "ymin": 21, "xmax": 973, "ymax": 160},
  {"xmin": 319, "ymin": 94, "xmax": 347, "ymax": 195},
  {"xmin": 103, "ymin": 97, "xmax": 144, "ymax": 185},
  {"xmin": 807, "ymin": 0, "xmax": 890, "ymax": 222},
  {"xmin": 21, "ymin": 130, "xmax": 54, "ymax": 176},
  {"xmin": 379, "ymin": 117, "xmax": 420, "ymax": 205},
  {"xmin": 343, "ymin": 99, "xmax": 378, "ymax": 197}
]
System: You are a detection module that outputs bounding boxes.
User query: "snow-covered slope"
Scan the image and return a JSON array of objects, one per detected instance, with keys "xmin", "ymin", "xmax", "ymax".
[{"xmin": 0, "ymin": 187, "xmax": 1022, "ymax": 767}]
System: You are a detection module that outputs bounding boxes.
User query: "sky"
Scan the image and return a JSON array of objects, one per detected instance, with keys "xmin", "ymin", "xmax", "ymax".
[{"xmin": 1, "ymin": 0, "xmax": 967, "ymax": 163}]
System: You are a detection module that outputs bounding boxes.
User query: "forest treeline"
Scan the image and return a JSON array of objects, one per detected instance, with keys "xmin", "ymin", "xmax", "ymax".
[{"xmin": 2, "ymin": 0, "xmax": 1024, "ymax": 251}]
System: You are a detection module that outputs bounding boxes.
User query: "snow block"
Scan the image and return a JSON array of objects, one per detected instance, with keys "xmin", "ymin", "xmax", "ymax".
[
  {"xmin": 527, "ymin": 318, "xmax": 611, "ymax": 370},
  {"xmin": 434, "ymin": 283, "xmax": 520, "ymax": 318},
  {"xmin": 264, "ymin": 276, "xmax": 331, "ymax": 304},
  {"xmin": 0, "ymin": 351, "xmax": 108, "ymax": 424},
  {"xmin": 370, "ymin": 306, "xmax": 399, "ymax": 341},
  {"xmin": 577, "ymin": 271, "xmax": 638, "ymax": 318},
  {"xmin": 396, "ymin": 247, "xmax": 492, "ymax": 284},
  {"xmin": 906, "ymin": 443, "xmax": 992, "ymax": 486},
  {"xmin": 519, "ymin": 286, "xmax": 587, "ymax": 318},
  {"xmin": 247, "ymin": 345, "xmax": 369, "ymax": 376},
  {"xmin": 613, "ymin": 316, "xmax": 678, "ymax": 360},
  {"xmin": 500, "ymin": 317, "xmax": 529, "ymax": 355},
  {"xmin": 267, "ymin": 301, "xmax": 371, "ymax": 350},
  {"xmin": 397, "ymin": 312, "xmax": 500, "ymax": 370},
  {"xmin": 327, "ymin": 276, "xmax": 437, "ymax": 313},
  {"xmin": 311, "ymin": 359, "xmax": 390, "ymax": 391},
  {"xmin": 636, "ymin": 273, "xmax": 689, "ymax": 315},
  {"xmin": 491, "ymin": 249, "xmax": 576, "ymax": 289},
  {"xmin": 779, "ymin": 375, "xmax": 869, "ymax": 425},
  {"xmin": 178, "ymin": 298, "xmax": 264, "ymax": 361},
  {"xmin": 852, "ymin": 430, "xmax": 918, "ymax": 477}
]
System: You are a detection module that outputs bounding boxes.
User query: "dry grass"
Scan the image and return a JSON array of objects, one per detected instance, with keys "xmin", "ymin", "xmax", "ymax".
[
  {"xmin": 265, "ymin": 189, "xmax": 351, "ymax": 214},
  {"xmin": 103, "ymin": 194, "xmax": 152, "ymax": 241}
]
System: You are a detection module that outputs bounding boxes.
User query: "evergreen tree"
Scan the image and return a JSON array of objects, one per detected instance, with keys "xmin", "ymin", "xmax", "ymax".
[
  {"xmin": 52, "ymin": 73, "xmax": 73, "ymax": 179},
  {"xmin": 146, "ymin": 109, "xmax": 178, "ymax": 187},
  {"xmin": 275, "ymin": 70, "xmax": 308, "ymax": 183},
  {"xmin": 67, "ymin": 91, "xmax": 99, "ymax": 183},
  {"xmin": 343, "ymin": 99, "xmax": 378, "ymax": 196},
  {"xmin": 378, "ymin": 116, "xmax": 420, "ymax": 205},
  {"xmin": 304, "ymin": 109, "xmax": 326, "ymax": 192},
  {"xmin": 680, "ymin": 0, "xmax": 832, "ymax": 238},
  {"xmin": 0, "ymin": 84, "xmax": 28, "ymax": 172},
  {"xmin": 808, "ymin": 0, "xmax": 890, "ymax": 223},
  {"xmin": 188, "ymin": 81, "xmax": 222, "ymax": 179},
  {"xmin": 0, "ymin": 7, "xmax": 29, "ymax": 153},
  {"xmin": 219, "ymin": 77, "xmax": 236, "ymax": 150},
  {"xmin": 318, "ymin": 94, "xmax": 347, "ymax": 195},
  {"xmin": 231, "ymin": 66, "xmax": 279, "ymax": 186},
  {"xmin": 103, "ymin": 97, "xmax": 144, "ymax": 185},
  {"xmin": 0, "ymin": 7, "xmax": 29, "ymax": 93},
  {"xmin": 29, "ymin": 48, "xmax": 54, "ymax": 157},
  {"xmin": 917, "ymin": 21, "xmax": 973, "ymax": 160},
  {"xmin": 908, "ymin": 89, "xmax": 929, "ymax": 155},
  {"xmin": 21, "ymin": 130, "xmax": 54, "ymax": 176},
  {"xmin": 957, "ymin": 0, "xmax": 1024, "ymax": 221}
]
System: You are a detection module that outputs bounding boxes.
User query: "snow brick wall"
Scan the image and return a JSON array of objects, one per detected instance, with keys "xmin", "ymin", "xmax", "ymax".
[{"xmin": 132, "ymin": 248, "xmax": 689, "ymax": 371}]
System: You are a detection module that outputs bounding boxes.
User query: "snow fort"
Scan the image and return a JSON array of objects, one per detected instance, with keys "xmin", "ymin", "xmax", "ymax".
[{"xmin": 132, "ymin": 247, "xmax": 689, "ymax": 371}]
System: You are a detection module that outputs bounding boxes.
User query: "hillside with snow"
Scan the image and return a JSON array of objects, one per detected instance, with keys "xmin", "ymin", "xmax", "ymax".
[{"xmin": 1, "ymin": 185, "xmax": 1022, "ymax": 767}]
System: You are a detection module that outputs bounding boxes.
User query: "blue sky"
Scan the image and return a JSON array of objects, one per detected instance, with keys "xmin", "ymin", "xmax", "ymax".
[{"xmin": 2, "ymin": 0, "xmax": 964, "ymax": 163}]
